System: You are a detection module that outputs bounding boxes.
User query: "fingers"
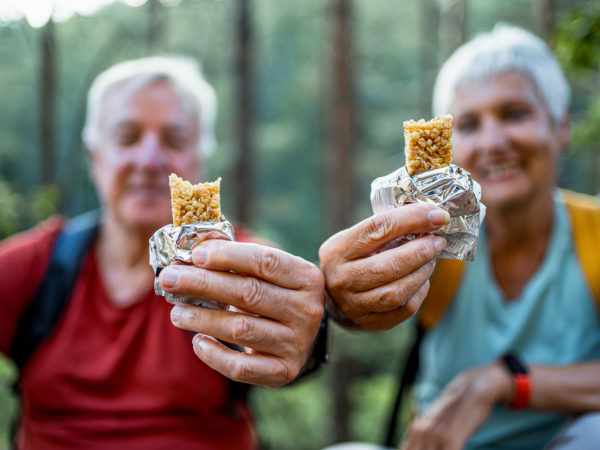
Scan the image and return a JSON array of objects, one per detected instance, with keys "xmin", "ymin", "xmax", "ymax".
[
  {"xmin": 191, "ymin": 334, "xmax": 298, "ymax": 387},
  {"xmin": 191, "ymin": 240, "xmax": 321, "ymax": 290},
  {"xmin": 321, "ymin": 204, "xmax": 450, "ymax": 262},
  {"xmin": 332, "ymin": 235, "xmax": 444, "ymax": 293},
  {"xmin": 159, "ymin": 265, "xmax": 321, "ymax": 321},
  {"xmin": 347, "ymin": 280, "xmax": 430, "ymax": 331},
  {"xmin": 351, "ymin": 259, "xmax": 436, "ymax": 313},
  {"xmin": 170, "ymin": 304, "xmax": 296, "ymax": 357}
]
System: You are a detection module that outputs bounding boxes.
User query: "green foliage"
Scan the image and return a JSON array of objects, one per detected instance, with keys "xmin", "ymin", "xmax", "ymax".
[
  {"xmin": 0, "ymin": 180, "xmax": 21, "ymax": 238},
  {"xmin": 555, "ymin": 4, "xmax": 600, "ymax": 73},
  {"xmin": 1, "ymin": 1, "xmax": 599, "ymax": 449},
  {"xmin": 0, "ymin": 179, "xmax": 59, "ymax": 239},
  {"xmin": 0, "ymin": 357, "xmax": 17, "ymax": 450}
]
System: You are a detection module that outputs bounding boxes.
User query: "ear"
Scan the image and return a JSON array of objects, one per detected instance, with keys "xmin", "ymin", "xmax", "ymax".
[{"xmin": 85, "ymin": 146, "xmax": 101, "ymax": 186}]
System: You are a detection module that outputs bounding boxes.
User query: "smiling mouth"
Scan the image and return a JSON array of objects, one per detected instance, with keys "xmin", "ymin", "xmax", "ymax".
[
  {"xmin": 482, "ymin": 161, "xmax": 519, "ymax": 180},
  {"xmin": 127, "ymin": 185, "xmax": 169, "ymax": 195}
]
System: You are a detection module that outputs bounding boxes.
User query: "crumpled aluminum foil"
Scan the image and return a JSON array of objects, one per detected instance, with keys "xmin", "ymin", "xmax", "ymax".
[
  {"xmin": 149, "ymin": 219, "xmax": 235, "ymax": 308},
  {"xmin": 370, "ymin": 164, "xmax": 485, "ymax": 261}
]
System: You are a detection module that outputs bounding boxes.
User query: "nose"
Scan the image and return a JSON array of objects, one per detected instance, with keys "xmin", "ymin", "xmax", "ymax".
[
  {"xmin": 135, "ymin": 132, "xmax": 167, "ymax": 170},
  {"xmin": 478, "ymin": 118, "xmax": 510, "ymax": 154}
]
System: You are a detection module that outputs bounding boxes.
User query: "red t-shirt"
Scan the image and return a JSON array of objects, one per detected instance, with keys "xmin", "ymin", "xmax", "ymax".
[{"xmin": 0, "ymin": 217, "xmax": 258, "ymax": 450}]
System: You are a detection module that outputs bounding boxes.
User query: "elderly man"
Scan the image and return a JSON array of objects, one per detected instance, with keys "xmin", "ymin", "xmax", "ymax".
[{"xmin": 0, "ymin": 56, "xmax": 325, "ymax": 449}]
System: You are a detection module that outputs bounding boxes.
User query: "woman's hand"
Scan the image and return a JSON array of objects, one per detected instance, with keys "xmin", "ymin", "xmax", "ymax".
[
  {"xmin": 319, "ymin": 204, "xmax": 449, "ymax": 330},
  {"xmin": 401, "ymin": 364, "xmax": 513, "ymax": 450}
]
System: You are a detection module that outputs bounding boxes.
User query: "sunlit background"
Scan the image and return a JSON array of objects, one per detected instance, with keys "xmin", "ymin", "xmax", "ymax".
[{"xmin": 1, "ymin": 0, "xmax": 600, "ymax": 449}]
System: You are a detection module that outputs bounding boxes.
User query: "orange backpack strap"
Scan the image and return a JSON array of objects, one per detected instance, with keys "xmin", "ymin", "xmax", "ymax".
[
  {"xmin": 417, "ymin": 258, "xmax": 465, "ymax": 330},
  {"xmin": 417, "ymin": 190, "xmax": 600, "ymax": 329},
  {"xmin": 562, "ymin": 189, "xmax": 600, "ymax": 309}
]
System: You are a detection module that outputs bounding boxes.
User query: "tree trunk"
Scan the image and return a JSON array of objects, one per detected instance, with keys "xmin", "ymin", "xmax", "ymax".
[
  {"xmin": 326, "ymin": 0, "xmax": 356, "ymax": 236},
  {"xmin": 147, "ymin": 0, "xmax": 164, "ymax": 54},
  {"xmin": 534, "ymin": 0, "xmax": 556, "ymax": 44},
  {"xmin": 40, "ymin": 18, "xmax": 56, "ymax": 186},
  {"xmin": 234, "ymin": 0, "xmax": 254, "ymax": 225},
  {"xmin": 327, "ymin": 0, "xmax": 357, "ymax": 443},
  {"xmin": 418, "ymin": 0, "xmax": 440, "ymax": 117},
  {"xmin": 438, "ymin": 0, "xmax": 468, "ymax": 63}
]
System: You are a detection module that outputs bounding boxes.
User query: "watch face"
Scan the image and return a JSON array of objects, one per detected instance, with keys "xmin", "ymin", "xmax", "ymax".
[{"xmin": 503, "ymin": 353, "xmax": 528, "ymax": 374}]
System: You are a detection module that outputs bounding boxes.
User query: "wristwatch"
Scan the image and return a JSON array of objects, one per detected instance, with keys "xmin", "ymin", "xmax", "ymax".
[{"xmin": 500, "ymin": 352, "xmax": 531, "ymax": 410}]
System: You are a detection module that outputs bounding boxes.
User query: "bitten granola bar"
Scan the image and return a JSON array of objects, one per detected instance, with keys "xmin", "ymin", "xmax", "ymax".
[
  {"xmin": 169, "ymin": 173, "xmax": 222, "ymax": 226},
  {"xmin": 404, "ymin": 114, "xmax": 453, "ymax": 176}
]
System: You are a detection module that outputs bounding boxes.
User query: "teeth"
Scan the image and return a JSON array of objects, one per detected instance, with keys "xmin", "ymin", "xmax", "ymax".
[{"xmin": 485, "ymin": 162, "xmax": 518, "ymax": 177}]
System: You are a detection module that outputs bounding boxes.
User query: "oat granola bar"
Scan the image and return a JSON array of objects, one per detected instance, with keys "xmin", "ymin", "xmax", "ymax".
[
  {"xmin": 169, "ymin": 173, "xmax": 222, "ymax": 226},
  {"xmin": 404, "ymin": 114, "xmax": 453, "ymax": 176}
]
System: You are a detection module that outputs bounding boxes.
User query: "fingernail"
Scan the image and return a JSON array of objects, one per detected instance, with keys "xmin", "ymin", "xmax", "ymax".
[
  {"xmin": 193, "ymin": 334, "xmax": 207, "ymax": 351},
  {"xmin": 171, "ymin": 304, "xmax": 183, "ymax": 324},
  {"xmin": 160, "ymin": 266, "xmax": 179, "ymax": 288},
  {"xmin": 434, "ymin": 236, "xmax": 447, "ymax": 252},
  {"xmin": 193, "ymin": 247, "xmax": 208, "ymax": 265},
  {"xmin": 429, "ymin": 209, "xmax": 450, "ymax": 226}
]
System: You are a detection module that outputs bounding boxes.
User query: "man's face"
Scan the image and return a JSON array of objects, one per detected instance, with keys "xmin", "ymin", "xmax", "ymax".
[
  {"xmin": 90, "ymin": 80, "xmax": 202, "ymax": 233},
  {"xmin": 450, "ymin": 71, "xmax": 568, "ymax": 211}
]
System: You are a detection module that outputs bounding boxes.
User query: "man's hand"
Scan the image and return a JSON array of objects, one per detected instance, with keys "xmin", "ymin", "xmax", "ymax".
[
  {"xmin": 401, "ymin": 364, "xmax": 513, "ymax": 450},
  {"xmin": 158, "ymin": 240, "xmax": 325, "ymax": 387},
  {"xmin": 319, "ymin": 204, "xmax": 449, "ymax": 330}
]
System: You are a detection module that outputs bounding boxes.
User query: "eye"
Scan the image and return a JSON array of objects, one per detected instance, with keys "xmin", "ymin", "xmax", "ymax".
[
  {"xmin": 114, "ymin": 126, "xmax": 140, "ymax": 146},
  {"xmin": 503, "ymin": 107, "xmax": 530, "ymax": 122},
  {"xmin": 456, "ymin": 116, "xmax": 479, "ymax": 134},
  {"xmin": 163, "ymin": 130, "xmax": 191, "ymax": 150}
]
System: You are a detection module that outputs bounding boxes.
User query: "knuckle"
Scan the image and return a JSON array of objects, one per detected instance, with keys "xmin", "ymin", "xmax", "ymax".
[
  {"xmin": 241, "ymin": 277, "xmax": 263, "ymax": 309},
  {"xmin": 325, "ymin": 270, "xmax": 347, "ymax": 294},
  {"xmin": 369, "ymin": 260, "xmax": 389, "ymax": 278},
  {"xmin": 304, "ymin": 298, "xmax": 325, "ymax": 323},
  {"xmin": 307, "ymin": 264, "xmax": 326, "ymax": 290},
  {"xmin": 231, "ymin": 316, "xmax": 254, "ymax": 342},
  {"xmin": 363, "ymin": 214, "xmax": 394, "ymax": 243},
  {"xmin": 278, "ymin": 360, "xmax": 295, "ymax": 384},
  {"xmin": 230, "ymin": 359, "xmax": 253, "ymax": 382},
  {"xmin": 188, "ymin": 268, "xmax": 209, "ymax": 292},
  {"xmin": 379, "ymin": 285, "xmax": 404, "ymax": 308},
  {"xmin": 318, "ymin": 240, "xmax": 333, "ymax": 265},
  {"xmin": 403, "ymin": 295, "xmax": 421, "ymax": 318},
  {"xmin": 258, "ymin": 247, "xmax": 280, "ymax": 277},
  {"xmin": 415, "ymin": 239, "xmax": 436, "ymax": 262}
]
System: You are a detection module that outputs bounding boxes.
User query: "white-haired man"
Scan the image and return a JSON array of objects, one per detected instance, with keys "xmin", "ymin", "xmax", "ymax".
[
  {"xmin": 0, "ymin": 56, "xmax": 325, "ymax": 449},
  {"xmin": 320, "ymin": 24, "xmax": 600, "ymax": 449}
]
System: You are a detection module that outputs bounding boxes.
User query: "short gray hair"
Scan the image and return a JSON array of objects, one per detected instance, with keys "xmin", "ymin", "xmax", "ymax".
[
  {"xmin": 433, "ymin": 23, "xmax": 570, "ymax": 126},
  {"xmin": 82, "ymin": 56, "xmax": 217, "ymax": 157}
]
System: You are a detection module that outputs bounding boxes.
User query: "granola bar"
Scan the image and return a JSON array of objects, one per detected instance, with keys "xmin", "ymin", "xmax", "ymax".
[
  {"xmin": 168, "ymin": 173, "xmax": 222, "ymax": 226},
  {"xmin": 404, "ymin": 114, "xmax": 453, "ymax": 176}
]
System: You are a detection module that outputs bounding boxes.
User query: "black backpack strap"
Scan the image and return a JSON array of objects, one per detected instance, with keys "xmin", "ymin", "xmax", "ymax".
[
  {"xmin": 11, "ymin": 210, "xmax": 101, "ymax": 370},
  {"xmin": 383, "ymin": 324, "xmax": 425, "ymax": 447}
]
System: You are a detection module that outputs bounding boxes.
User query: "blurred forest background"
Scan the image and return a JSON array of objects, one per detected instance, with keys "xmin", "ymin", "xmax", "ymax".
[{"xmin": 1, "ymin": 0, "xmax": 600, "ymax": 449}]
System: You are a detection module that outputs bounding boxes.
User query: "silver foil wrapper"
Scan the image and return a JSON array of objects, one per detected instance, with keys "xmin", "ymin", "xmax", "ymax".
[
  {"xmin": 370, "ymin": 164, "xmax": 485, "ymax": 261},
  {"xmin": 149, "ymin": 220, "xmax": 235, "ymax": 307}
]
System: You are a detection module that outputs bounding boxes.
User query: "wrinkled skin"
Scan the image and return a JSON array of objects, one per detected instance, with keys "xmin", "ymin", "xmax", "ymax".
[{"xmin": 319, "ymin": 204, "xmax": 449, "ymax": 331}]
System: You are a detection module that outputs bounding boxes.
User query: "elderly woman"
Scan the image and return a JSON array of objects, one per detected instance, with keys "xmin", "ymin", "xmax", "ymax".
[
  {"xmin": 0, "ymin": 56, "xmax": 325, "ymax": 449},
  {"xmin": 320, "ymin": 25, "xmax": 600, "ymax": 449}
]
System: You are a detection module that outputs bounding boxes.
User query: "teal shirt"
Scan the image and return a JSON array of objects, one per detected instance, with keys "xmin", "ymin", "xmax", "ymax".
[{"xmin": 415, "ymin": 193, "xmax": 600, "ymax": 449}]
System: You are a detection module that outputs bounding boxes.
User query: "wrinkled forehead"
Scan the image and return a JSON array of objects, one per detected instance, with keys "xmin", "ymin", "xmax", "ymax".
[
  {"xmin": 451, "ymin": 70, "xmax": 547, "ymax": 111},
  {"xmin": 99, "ymin": 77, "xmax": 199, "ymax": 127}
]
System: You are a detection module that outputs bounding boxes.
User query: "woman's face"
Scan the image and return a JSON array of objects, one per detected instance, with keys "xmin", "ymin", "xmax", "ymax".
[{"xmin": 450, "ymin": 71, "xmax": 569, "ymax": 211}]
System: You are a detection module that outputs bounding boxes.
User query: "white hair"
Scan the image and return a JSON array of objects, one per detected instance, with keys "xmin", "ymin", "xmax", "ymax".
[
  {"xmin": 82, "ymin": 56, "xmax": 217, "ymax": 157},
  {"xmin": 433, "ymin": 23, "xmax": 570, "ymax": 126}
]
